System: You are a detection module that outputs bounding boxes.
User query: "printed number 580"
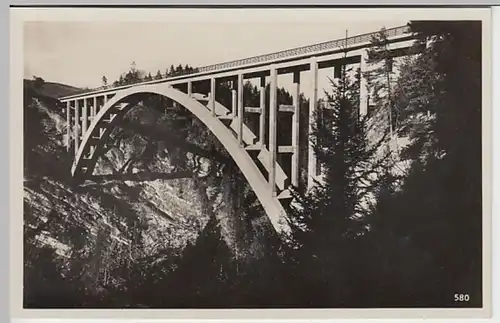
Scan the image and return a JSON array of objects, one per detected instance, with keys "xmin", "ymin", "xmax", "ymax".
[{"xmin": 454, "ymin": 294, "xmax": 470, "ymax": 302}]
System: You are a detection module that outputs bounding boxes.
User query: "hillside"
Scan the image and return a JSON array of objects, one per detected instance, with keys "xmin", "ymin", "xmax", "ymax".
[
  {"xmin": 23, "ymin": 78, "xmax": 256, "ymax": 308},
  {"xmin": 24, "ymin": 78, "xmax": 83, "ymax": 100}
]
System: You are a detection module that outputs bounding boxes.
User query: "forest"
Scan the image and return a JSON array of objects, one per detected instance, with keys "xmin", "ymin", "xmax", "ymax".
[{"xmin": 23, "ymin": 21, "xmax": 483, "ymax": 308}]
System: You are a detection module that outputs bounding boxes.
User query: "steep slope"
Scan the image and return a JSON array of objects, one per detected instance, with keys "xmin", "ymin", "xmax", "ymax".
[
  {"xmin": 23, "ymin": 81, "xmax": 207, "ymax": 307},
  {"xmin": 23, "ymin": 77, "xmax": 280, "ymax": 308}
]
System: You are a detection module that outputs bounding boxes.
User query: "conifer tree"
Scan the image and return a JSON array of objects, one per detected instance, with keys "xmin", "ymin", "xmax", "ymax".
[
  {"xmin": 288, "ymin": 52, "xmax": 390, "ymax": 305},
  {"xmin": 365, "ymin": 28, "xmax": 398, "ymax": 140},
  {"xmin": 32, "ymin": 76, "xmax": 45, "ymax": 89},
  {"xmin": 365, "ymin": 20, "xmax": 483, "ymax": 307},
  {"xmin": 114, "ymin": 75, "xmax": 124, "ymax": 86}
]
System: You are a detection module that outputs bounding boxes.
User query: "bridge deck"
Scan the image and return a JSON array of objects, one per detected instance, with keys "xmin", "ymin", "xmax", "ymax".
[{"xmin": 59, "ymin": 25, "xmax": 412, "ymax": 102}]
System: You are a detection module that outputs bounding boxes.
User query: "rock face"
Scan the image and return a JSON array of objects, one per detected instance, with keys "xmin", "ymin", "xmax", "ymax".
[{"xmin": 23, "ymin": 80, "xmax": 273, "ymax": 307}]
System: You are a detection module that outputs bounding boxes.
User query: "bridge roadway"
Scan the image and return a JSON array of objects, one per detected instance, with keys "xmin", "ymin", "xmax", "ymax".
[{"xmin": 59, "ymin": 25, "xmax": 416, "ymax": 235}]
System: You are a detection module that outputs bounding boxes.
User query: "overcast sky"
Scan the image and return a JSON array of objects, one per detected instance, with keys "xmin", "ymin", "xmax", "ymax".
[{"xmin": 23, "ymin": 9, "xmax": 409, "ymax": 95}]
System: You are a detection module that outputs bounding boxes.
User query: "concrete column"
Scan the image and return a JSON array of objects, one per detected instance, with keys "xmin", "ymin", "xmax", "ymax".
[
  {"xmin": 187, "ymin": 81, "xmax": 192, "ymax": 97},
  {"xmin": 82, "ymin": 98, "xmax": 88, "ymax": 136},
  {"xmin": 210, "ymin": 77, "xmax": 216, "ymax": 116},
  {"xmin": 259, "ymin": 76, "xmax": 266, "ymax": 147},
  {"xmin": 232, "ymin": 88, "xmax": 237, "ymax": 116},
  {"xmin": 269, "ymin": 66, "xmax": 278, "ymax": 196},
  {"xmin": 291, "ymin": 71, "xmax": 301, "ymax": 188},
  {"xmin": 308, "ymin": 58, "xmax": 318, "ymax": 190},
  {"xmin": 237, "ymin": 73, "xmax": 244, "ymax": 147},
  {"xmin": 66, "ymin": 101, "xmax": 71, "ymax": 151},
  {"xmin": 74, "ymin": 100, "xmax": 80, "ymax": 155},
  {"xmin": 359, "ymin": 50, "xmax": 369, "ymax": 116},
  {"xmin": 93, "ymin": 96, "xmax": 98, "ymax": 118},
  {"xmin": 334, "ymin": 63, "xmax": 342, "ymax": 79}
]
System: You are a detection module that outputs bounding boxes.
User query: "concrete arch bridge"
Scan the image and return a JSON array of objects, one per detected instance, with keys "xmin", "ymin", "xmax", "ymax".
[{"xmin": 59, "ymin": 26, "xmax": 417, "ymax": 235}]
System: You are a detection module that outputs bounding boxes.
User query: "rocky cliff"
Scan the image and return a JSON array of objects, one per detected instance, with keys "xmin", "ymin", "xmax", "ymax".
[{"xmin": 23, "ymin": 79, "xmax": 274, "ymax": 308}]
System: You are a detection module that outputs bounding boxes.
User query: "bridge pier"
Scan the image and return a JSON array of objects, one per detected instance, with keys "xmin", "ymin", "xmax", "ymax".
[
  {"xmin": 210, "ymin": 77, "xmax": 216, "ymax": 116},
  {"xmin": 291, "ymin": 71, "xmax": 301, "ymax": 188},
  {"xmin": 187, "ymin": 81, "xmax": 192, "ymax": 97},
  {"xmin": 82, "ymin": 98, "xmax": 88, "ymax": 135},
  {"xmin": 74, "ymin": 99, "xmax": 80, "ymax": 155},
  {"xmin": 269, "ymin": 66, "xmax": 278, "ymax": 196},
  {"xmin": 308, "ymin": 57, "xmax": 318, "ymax": 190},
  {"xmin": 66, "ymin": 101, "xmax": 71, "ymax": 151},
  {"xmin": 230, "ymin": 77, "xmax": 237, "ymax": 117},
  {"xmin": 334, "ymin": 63, "xmax": 342, "ymax": 79},
  {"xmin": 359, "ymin": 50, "xmax": 368, "ymax": 116},
  {"xmin": 259, "ymin": 76, "xmax": 266, "ymax": 147},
  {"xmin": 237, "ymin": 73, "xmax": 244, "ymax": 147},
  {"xmin": 92, "ymin": 96, "xmax": 97, "ymax": 120}
]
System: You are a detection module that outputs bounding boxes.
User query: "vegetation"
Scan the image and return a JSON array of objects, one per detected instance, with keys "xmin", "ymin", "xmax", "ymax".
[{"xmin": 23, "ymin": 20, "xmax": 483, "ymax": 308}]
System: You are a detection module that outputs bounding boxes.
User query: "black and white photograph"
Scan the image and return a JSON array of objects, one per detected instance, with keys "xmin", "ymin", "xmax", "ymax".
[{"xmin": 12, "ymin": 6, "xmax": 492, "ymax": 317}]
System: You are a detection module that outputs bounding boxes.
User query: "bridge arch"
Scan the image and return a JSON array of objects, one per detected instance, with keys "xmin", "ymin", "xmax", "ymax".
[{"xmin": 72, "ymin": 82, "xmax": 291, "ymax": 235}]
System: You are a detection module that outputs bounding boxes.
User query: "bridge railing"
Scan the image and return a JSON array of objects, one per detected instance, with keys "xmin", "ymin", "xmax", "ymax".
[
  {"xmin": 66, "ymin": 25, "xmax": 410, "ymax": 97},
  {"xmin": 196, "ymin": 25, "xmax": 409, "ymax": 73}
]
